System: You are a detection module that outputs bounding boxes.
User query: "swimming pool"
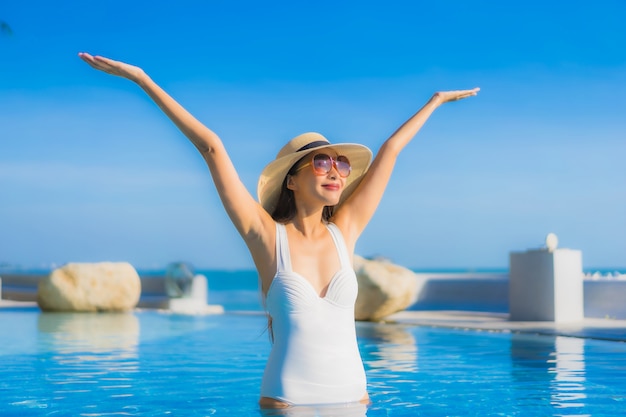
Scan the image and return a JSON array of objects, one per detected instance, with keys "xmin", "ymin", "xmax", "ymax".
[{"xmin": 1, "ymin": 308, "xmax": 625, "ymax": 416}]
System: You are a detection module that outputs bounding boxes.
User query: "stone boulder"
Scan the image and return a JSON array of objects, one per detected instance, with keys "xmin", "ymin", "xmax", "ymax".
[
  {"xmin": 37, "ymin": 262, "xmax": 141, "ymax": 312},
  {"xmin": 354, "ymin": 255, "xmax": 423, "ymax": 321}
]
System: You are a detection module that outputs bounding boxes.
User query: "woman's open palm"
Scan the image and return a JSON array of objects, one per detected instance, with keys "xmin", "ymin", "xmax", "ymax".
[
  {"xmin": 78, "ymin": 53, "xmax": 145, "ymax": 82},
  {"xmin": 435, "ymin": 88, "xmax": 480, "ymax": 103}
]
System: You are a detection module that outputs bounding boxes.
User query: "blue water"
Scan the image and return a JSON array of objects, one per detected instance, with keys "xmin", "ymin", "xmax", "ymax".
[{"xmin": 1, "ymin": 308, "xmax": 625, "ymax": 416}]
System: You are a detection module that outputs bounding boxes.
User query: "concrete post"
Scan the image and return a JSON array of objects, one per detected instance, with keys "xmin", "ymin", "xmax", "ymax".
[
  {"xmin": 189, "ymin": 274, "xmax": 208, "ymax": 303},
  {"xmin": 509, "ymin": 235, "xmax": 584, "ymax": 322},
  {"xmin": 168, "ymin": 274, "xmax": 223, "ymax": 314}
]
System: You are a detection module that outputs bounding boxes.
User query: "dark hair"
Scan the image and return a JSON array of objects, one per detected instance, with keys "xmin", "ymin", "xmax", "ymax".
[{"xmin": 270, "ymin": 154, "xmax": 335, "ymax": 223}]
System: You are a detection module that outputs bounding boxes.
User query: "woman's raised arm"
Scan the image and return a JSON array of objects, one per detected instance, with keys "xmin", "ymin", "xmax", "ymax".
[
  {"xmin": 334, "ymin": 88, "xmax": 480, "ymax": 244},
  {"xmin": 78, "ymin": 53, "xmax": 273, "ymax": 242}
]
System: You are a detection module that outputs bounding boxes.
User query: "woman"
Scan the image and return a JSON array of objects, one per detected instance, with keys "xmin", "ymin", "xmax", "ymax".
[{"xmin": 78, "ymin": 52, "xmax": 478, "ymax": 408}]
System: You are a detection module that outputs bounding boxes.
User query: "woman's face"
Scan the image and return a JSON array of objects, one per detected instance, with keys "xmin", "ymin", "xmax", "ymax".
[{"xmin": 288, "ymin": 149, "xmax": 347, "ymax": 208}]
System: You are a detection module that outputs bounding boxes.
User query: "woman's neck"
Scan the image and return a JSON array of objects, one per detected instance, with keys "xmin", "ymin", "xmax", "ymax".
[{"xmin": 289, "ymin": 210, "xmax": 326, "ymax": 238}]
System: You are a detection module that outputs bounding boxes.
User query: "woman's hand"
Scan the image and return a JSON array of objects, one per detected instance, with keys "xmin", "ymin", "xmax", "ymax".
[
  {"xmin": 433, "ymin": 88, "xmax": 480, "ymax": 104},
  {"xmin": 78, "ymin": 52, "xmax": 146, "ymax": 83}
]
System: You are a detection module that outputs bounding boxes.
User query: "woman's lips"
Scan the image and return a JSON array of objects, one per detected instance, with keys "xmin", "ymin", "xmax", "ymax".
[{"xmin": 322, "ymin": 183, "xmax": 340, "ymax": 191}]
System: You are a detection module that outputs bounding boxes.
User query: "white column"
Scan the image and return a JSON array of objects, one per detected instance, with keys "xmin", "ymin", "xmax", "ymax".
[{"xmin": 509, "ymin": 235, "xmax": 584, "ymax": 322}]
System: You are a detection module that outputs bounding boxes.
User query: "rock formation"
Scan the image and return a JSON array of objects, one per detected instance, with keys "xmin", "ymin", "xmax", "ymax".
[
  {"xmin": 354, "ymin": 255, "xmax": 422, "ymax": 321},
  {"xmin": 37, "ymin": 262, "xmax": 141, "ymax": 312}
]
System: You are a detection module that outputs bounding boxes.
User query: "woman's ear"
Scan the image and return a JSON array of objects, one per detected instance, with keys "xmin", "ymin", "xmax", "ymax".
[{"xmin": 286, "ymin": 174, "xmax": 297, "ymax": 191}]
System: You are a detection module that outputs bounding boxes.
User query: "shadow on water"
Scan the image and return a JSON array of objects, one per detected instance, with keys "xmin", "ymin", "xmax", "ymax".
[
  {"xmin": 32, "ymin": 312, "xmax": 142, "ymax": 415},
  {"xmin": 357, "ymin": 322, "xmax": 422, "ymax": 414},
  {"xmin": 358, "ymin": 321, "xmax": 418, "ymax": 373},
  {"xmin": 37, "ymin": 312, "xmax": 140, "ymax": 355},
  {"xmin": 510, "ymin": 333, "xmax": 588, "ymax": 416}
]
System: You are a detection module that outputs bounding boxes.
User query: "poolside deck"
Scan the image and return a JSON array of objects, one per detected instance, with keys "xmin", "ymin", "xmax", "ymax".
[{"xmin": 386, "ymin": 310, "xmax": 626, "ymax": 342}]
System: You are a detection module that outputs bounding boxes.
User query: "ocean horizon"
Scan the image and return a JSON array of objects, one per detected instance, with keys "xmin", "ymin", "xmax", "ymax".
[{"xmin": 3, "ymin": 265, "xmax": 626, "ymax": 275}]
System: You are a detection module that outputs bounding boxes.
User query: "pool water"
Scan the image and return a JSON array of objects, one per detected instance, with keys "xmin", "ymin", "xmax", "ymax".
[{"xmin": 1, "ymin": 308, "xmax": 625, "ymax": 416}]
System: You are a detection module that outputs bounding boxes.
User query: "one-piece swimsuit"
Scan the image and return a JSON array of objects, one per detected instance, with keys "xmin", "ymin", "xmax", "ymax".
[{"xmin": 260, "ymin": 222, "xmax": 367, "ymax": 405}]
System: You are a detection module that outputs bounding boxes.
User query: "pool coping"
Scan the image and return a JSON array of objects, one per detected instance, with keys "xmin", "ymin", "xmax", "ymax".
[
  {"xmin": 2, "ymin": 299, "xmax": 625, "ymax": 342},
  {"xmin": 385, "ymin": 310, "xmax": 626, "ymax": 342}
]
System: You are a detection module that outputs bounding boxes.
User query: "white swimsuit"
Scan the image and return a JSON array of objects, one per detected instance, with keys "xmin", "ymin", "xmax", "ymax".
[{"xmin": 260, "ymin": 222, "xmax": 367, "ymax": 405}]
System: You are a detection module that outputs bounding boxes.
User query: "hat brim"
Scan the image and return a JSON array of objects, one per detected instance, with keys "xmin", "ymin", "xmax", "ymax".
[{"xmin": 257, "ymin": 143, "xmax": 373, "ymax": 215}]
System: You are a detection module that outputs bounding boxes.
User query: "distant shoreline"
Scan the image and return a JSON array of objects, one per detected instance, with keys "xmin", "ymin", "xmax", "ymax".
[{"xmin": 1, "ymin": 266, "xmax": 625, "ymax": 275}]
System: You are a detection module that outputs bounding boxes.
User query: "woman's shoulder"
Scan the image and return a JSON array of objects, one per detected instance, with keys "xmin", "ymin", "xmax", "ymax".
[{"xmin": 327, "ymin": 216, "xmax": 358, "ymax": 251}]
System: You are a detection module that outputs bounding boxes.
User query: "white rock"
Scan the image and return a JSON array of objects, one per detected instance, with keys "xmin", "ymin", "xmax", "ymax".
[
  {"xmin": 37, "ymin": 262, "xmax": 141, "ymax": 312},
  {"xmin": 353, "ymin": 255, "xmax": 422, "ymax": 321}
]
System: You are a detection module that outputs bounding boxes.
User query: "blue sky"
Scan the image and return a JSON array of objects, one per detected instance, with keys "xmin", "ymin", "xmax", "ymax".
[{"xmin": 1, "ymin": 0, "xmax": 625, "ymax": 271}]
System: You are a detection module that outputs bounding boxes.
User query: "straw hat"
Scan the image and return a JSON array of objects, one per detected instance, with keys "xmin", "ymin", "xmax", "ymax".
[{"xmin": 257, "ymin": 132, "xmax": 373, "ymax": 214}]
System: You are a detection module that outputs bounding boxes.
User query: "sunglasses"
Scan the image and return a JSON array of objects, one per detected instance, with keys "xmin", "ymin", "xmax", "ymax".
[{"xmin": 295, "ymin": 153, "xmax": 352, "ymax": 178}]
